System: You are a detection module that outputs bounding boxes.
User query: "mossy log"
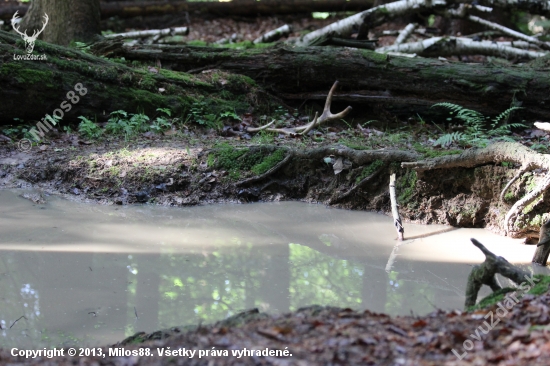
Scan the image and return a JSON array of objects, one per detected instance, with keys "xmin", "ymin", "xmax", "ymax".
[
  {"xmin": 465, "ymin": 238, "xmax": 531, "ymax": 308},
  {"xmin": 0, "ymin": 0, "xmax": 375, "ymax": 21},
  {"xmin": 93, "ymin": 40, "xmax": 550, "ymax": 121},
  {"xmin": 0, "ymin": 30, "xmax": 260, "ymax": 124},
  {"xmin": 532, "ymin": 220, "xmax": 550, "ymax": 265}
]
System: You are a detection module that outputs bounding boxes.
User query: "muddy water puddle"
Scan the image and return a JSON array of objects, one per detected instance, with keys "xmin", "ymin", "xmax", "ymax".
[{"xmin": 0, "ymin": 189, "xmax": 547, "ymax": 348}]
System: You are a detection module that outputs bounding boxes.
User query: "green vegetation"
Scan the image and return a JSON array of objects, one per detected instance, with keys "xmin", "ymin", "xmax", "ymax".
[
  {"xmin": 78, "ymin": 108, "xmax": 176, "ymax": 140},
  {"xmin": 250, "ymin": 149, "xmax": 286, "ymax": 175},
  {"xmin": 469, "ymin": 275, "xmax": 550, "ymax": 311},
  {"xmin": 412, "ymin": 143, "xmax": 462, "ymax": 159},
  {"xmin": 397, "ymin": 170, "xmax": 417, "ymax": 206},
  {"xmin": 77, "ymin": 116, "xmax": 102, "ymax": 139},
  {"xmin": 431, "ymin": 103, "xmax": 525, "ymax": 148},
  {"xmin": 209, "ymin": 143, "xmax": 286, "ymax": 180},
  {"xmin": 356, "ymin": 160, "xmax": 384, "ymax": 184}
]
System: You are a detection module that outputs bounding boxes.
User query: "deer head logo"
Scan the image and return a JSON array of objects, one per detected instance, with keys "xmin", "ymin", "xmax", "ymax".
[{"xmin": 11, "ymin": 11, "xmax": 49, "ymax": 54}]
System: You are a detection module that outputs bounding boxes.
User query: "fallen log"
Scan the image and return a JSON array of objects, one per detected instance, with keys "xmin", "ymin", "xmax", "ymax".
[
  {"xmin": 91, "ymin": 39, "xmax": 550, "ymax": 121},
  {"xmin": 0, "ymin": 0, "xmax": 375, "ymax": 21},
  {"xmin": 0, "ymin": 30, "xmax": 262, "ymax": 124}
]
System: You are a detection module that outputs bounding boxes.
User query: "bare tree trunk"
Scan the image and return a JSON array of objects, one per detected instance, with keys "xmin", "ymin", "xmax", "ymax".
[{"xmin": 19, "ymin": 0, "xmax": 100, "ymax": 45}]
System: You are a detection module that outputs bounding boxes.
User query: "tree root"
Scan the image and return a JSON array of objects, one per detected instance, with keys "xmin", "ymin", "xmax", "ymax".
[
  {"xmin": 402, "ymin": 142, "xmax": 550, "ymax": 235},
  {"xmin": 328, "ymin": 164, "xmax": 385, "ymax": 204},
  {"xmin": 236, "ymin": 150, "xmax": 294, "ymax": 187},
  {"xmin": 465, "ymin": 238, "xmax": 531, "ymax": 308}
]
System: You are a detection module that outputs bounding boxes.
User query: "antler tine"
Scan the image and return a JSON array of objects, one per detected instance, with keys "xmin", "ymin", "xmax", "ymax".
[
  {"xmin": 246, "ymin": 80, "xmax": 351, "ymax": 136},
  {"xmin": 323, "ymin": 80, "xmax": 340, "ymax": 114},
  {"xmin": 300, "ymin": 111, "xmax": 319, "ymax": 135},
  {"xmin": 32, "ymin": 13, "xmax": 48, "ymax": 38},
  {"xmin": 11, "ymin": 11, "xmax": 27, "ymax": 37},
  {"xmin": 246, "ymin": 120, "xmax": 276, "ymax": 133}
]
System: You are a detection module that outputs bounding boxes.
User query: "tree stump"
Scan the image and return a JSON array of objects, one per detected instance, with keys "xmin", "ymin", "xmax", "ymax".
[{"xmin": 532, "ymin": 220, "xmax": 550, "ymax": 266}]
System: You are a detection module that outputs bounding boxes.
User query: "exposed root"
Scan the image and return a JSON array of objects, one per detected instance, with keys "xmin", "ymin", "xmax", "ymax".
[
  {"xmin": 329, "ymin": 164, "xmax": 384, "ymax": 204},
  {"xmin": 401, "ymin": 142, "xmax": 550, "ymax": 235},
  {"xmin": 236, "ymin": 151, "xmax": 293, "ymax": 187},
  {"xmin": 500, "ymin": 164, "xmax": 529, "ymax": 202},
  {"xmin": 247, "ymin": 81, "xmax": 352, "ymax": 135},
  {"xmin": 465, "ymin": 238, "xmax": 531, "ymax": 308},
  {"xmin": 504, "ymin": 174, "xmax": 550, "ymax": 232}
]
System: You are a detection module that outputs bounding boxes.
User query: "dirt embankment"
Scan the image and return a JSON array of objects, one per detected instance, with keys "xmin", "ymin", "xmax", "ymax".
[{"xmin": 1, "ymin": 134, "xmax": 548, "ymax": 240}]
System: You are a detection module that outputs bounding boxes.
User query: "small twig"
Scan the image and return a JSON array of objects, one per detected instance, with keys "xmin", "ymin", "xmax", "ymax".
[
  {"xmin": 389, "ymin": 173, "xmax": 404, "ymax": 241},
  {"xmin": 187, "ymin": 61, "xmax": 222, "ymax": 74},
  {"xmin": 134, "ymin": 307, "xmax": 138, "ymax": 319},
  {"xmin": 9, "ymin": 315, "xmax": 27, "ymax": 329}
]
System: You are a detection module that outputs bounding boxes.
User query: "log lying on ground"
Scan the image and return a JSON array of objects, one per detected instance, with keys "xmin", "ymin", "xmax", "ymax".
[
  {"xmin": 0, "ymin": 30, "xmax": 261, "ymax": 124},
  {"xmin": 0, "ymin": 0, "xmax": 375, "ymax": 21},
  {"xmin": 532, "ymin": 220, "xmax": 550, "ymax": 265},
  {"xmin": 465, "ymin": 238, "xmax": 531, "ymax": 308},
  {"xmin": 376, "ymin": 37, "xmax": 547, "ymax": 60},
  {"xmin": 402, "ymin": 142, "xmax": 550, "ymax": 235},
  {"xmin": 92, "ymin": 39, "xmax": 550, "ymax": 121}
]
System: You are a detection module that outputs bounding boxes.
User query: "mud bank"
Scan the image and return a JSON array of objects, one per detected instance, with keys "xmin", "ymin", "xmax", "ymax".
[{"xmin": 1, "ymin": 137, "xmax": 547, "ymax": 239}]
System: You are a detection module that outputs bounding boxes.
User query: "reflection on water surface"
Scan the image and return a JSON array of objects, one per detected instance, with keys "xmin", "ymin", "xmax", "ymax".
[{"xmin": 0, "ymin": 189, "xmax": 546, "ymax": 348}]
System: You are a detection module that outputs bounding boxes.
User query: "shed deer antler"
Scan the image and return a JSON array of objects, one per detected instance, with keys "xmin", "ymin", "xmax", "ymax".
[
  {"xmin": 11, "ymin": 11, "xmax": 49, "ymax": 53},
  {"xmin": 247, "ymin": 81, "xmax": 352, "ymax": 135}
]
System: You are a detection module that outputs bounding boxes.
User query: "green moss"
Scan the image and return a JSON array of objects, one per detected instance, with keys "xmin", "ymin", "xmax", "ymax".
[
  {"xmin": 225, "ymin": 73, "xmax": 257, "ymax": 88},
  {"xmin": 468, "ymin": 275, "xmax": 550, "ymax": 311},
  {"xmin": 356, "ymin": 160, "xmax": 384, "ymax": 184},
  {"xmin": 0, "ymin": 63, "xmax": 54, "ymax": 86},
  {"xmin": 528, "ymin": 275, "xmax": 550, "ymax": 295},
  {"xmin": 397, "ymin": 170, "xmax": 417, "ymax": 205},
  {"xmin": 210, "ymin": 144, "xmax": 285, "ymax": 179},
  {"xmin": 251, "ymin": 149, "xmax": 286, "ymax": 175},
  {"xmin": 468, "ymin": 287, "xmax": 516, "ymax": 311},
  {"xmin": 413, "ymin": 143, "xmax": 462, "ymax": 158},
  {"xmin": 504, "ymin": 191, "xmax": 515, "ymax": 201}
]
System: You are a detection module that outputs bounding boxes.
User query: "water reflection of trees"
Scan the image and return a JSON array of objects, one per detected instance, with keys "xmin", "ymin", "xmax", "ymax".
[{"xmin": 0, "ymin": 238, "xmax": 442, "ymax": 348}]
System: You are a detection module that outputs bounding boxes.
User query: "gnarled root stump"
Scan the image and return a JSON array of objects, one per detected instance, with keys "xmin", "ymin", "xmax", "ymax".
[
  {"xmin": 402, "ymin": 142, "xmax": 550, "ymax": 236},
  {"xmin": 532, "ymin": 220, "xmax": 550, "ymax": 265},
  {"xmin": 465, "ymin": 238, "xmax": 531, "ymax": 308}
]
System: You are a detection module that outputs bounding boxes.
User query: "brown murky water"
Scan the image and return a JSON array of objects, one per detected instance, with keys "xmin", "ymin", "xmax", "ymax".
[{"xmin": 0, "ymin": 189, "xmax": 547, "ymax": 348}]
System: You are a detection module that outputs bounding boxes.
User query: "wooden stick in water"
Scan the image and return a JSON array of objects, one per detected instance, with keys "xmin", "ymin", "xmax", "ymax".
[{"xmin": 389, "ymin": 173, "xmax": 404, "ymax": 241}]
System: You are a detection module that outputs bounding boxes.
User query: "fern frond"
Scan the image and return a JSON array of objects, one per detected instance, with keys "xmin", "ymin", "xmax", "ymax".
[
  {"xmin": 494, "ymin": 135, "xmax": 517, "ymax": 143},
  {"xmin": 431, "ymin": 103, "xmax": 466, "ymax": 114},
  {"xmin": 491, "ymin": 107, "xmax": 523, "ymax": 127},
  {"xmin": 434, "ymin": 131, "xmax": 463, "ymax": 147}
]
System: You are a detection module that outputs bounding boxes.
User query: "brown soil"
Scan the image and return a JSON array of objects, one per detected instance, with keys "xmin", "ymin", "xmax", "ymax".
[{"xmin": 1, "ymin": 129, "xmax": 546, "ymax": 239}]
